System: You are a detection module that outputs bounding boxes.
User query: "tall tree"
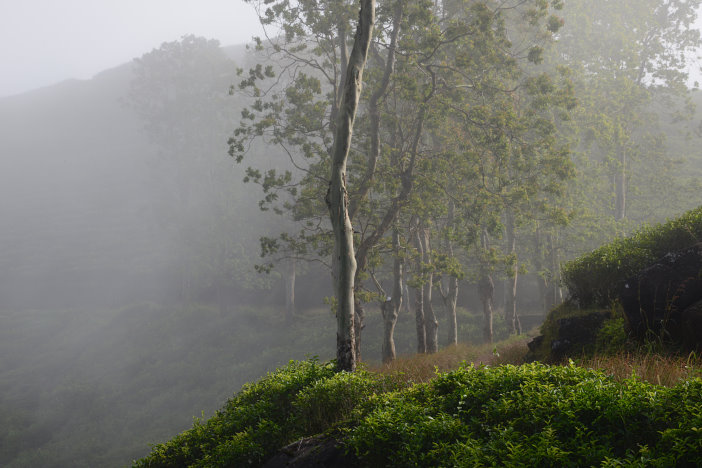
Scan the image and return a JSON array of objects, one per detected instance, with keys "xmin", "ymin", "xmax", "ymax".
[
  {"xmin": 325, "ymin": 0, "xmax": 375, "ymax": 371},
  {"xmin": 232, "ymin": 0, "xmax": 571, "ymax": 359},
  {"xmin": 552, "ymin": 0, "xmax": 700, "ymax": 226}
]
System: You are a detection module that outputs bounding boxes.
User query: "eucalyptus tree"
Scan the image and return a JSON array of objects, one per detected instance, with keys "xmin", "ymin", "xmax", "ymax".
[
  {"xmin": 551, "ymin": 0, "xmax": 700, "ymax": 226},
  {"xmin": 231, "ymin": 0, "xmax": 571, "ymax": 360}
]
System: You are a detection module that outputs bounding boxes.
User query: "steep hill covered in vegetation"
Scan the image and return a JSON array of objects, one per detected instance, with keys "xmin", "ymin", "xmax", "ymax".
[{"xmin": 134, "ymin": 358, "xmax": 702, "ymax": 467}]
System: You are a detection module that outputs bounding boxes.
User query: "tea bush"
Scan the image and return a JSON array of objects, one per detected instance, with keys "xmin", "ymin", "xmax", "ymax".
[
  {"xmin": 134, "ymin": 359, "xmax": 702, "ymax": 467},
  {"xmin": 346, "ymin": 362, "xmax": 702, "ymax": 467},
  {"xmin": 133, "ymin": 359, "xmax": 341, "ymax": 467},
  {"xmin": 562, "ymin": 205, "xmax": 702, "ymax": 307}
]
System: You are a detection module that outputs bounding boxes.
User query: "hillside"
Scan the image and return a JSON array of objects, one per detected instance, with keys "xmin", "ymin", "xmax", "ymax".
[
  {"xmin": 0, "ymin": 41, "xmax": 310, "ymax": 467},
  {"xmin": 133, "ymin": 358, "xmax": 702, "ymax": 467},
  {"xmin": 133, "ymin": 205, "xmax": 702, "ymax": 467},
  {"xmin": 3, "ymin": 20, "xmax": 702, "ymax": 467},
  {"xmin": 0, "ymin": 43, "xmax": 267, "ymax": 310}
]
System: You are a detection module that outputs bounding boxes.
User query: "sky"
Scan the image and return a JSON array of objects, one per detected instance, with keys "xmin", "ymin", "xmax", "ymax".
[
  {"xmin": 2, "ymin": 1, "xmax": 702, "ymax": 98},
  {"xmin": 0, "ymin": 0, "xmax": 264, "ymax": 97}
]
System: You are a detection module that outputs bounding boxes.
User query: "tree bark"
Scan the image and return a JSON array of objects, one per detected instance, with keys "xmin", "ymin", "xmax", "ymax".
[
  {"xmin": 441, "ymin": 275, "xmax": 458, "ymax": 346},
  {"xmin": 479, "ymin": 229, "xmax": 494, "ymax": 344},
  {"xmin": 615, "ymin": 149, "xmax": 626, "ymax": 221},
  {"xmin": 349, "ymin": 1, "xmax": 403, "ymax": 220},
  {"xmin": 381, "ymin": 227, "xmax": 403, "ymax": 364},
  {"xmin": 353, "ymin": 297, "xmax": 365, "ymax": 361},
  {"xmin": 325, "ymin": 0, "xmax": 374, "ymax": 373},
  {"xmin": 479, "ymin": 275, "xmax": 494, "ymax": 344},
  {"xmin": 412, "ymin": 219, "xmax": 426, "ymax": 354},
  {"xmin": 533, "ymin": 224, "xmax": 549, "ymax": 314},
  {"xmin": 421, "ymin": 226, "xmax": 439, "ymax": 353},
  {"xmin": 504, "ymin": 210, "xmax": 521, "ymax": 335},
  {"xmin": 284, "ymin": 258, "xmax": 296, "ymax": 322},
  {"xmin": 439, "ymin": 200, "xmax": 458, "ymax": 346},
  {"xmin": 546, "ymin": 232, "xmax": 562, "ymax": 309}
]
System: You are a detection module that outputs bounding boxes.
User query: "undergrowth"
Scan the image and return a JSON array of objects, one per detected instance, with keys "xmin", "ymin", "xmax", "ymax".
[
  {"xmin": 372, "ymin": 336, "xmax": 529, "ymax": 384},
  {"xmin": 134, "ymin": 351, "xmax": 702, "ymax": 467},
  {"xmin": 562, "ymin": 205, "xmax": 702, "ymax": 307}
]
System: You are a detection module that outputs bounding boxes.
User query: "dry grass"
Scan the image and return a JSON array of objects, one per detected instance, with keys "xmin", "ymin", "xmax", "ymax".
[
  {"xmin": 370, "ymin": 336, "xmax": 530, "ymax": 384},
  {"xmin": 575, "ymin": 351, "xmax": 702, "ymax": 387},
  {"xmin": 368, "ymin": 334, "xmax": 701, "ymax": 388}
]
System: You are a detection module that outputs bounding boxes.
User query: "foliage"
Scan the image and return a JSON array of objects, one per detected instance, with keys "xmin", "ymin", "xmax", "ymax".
[
  {"xmin": 348, "ymin": 362, "xmax": 702, "ymax": 467},
  {"xmin": 133, "ymin": 359, "xmax": 391, "ymax": 467},
  {"xmin": 231, "ymin": 0, "xmax": 573, "ymax": 312},
  {"xmin": 562, "ymin": 205, "xmax": 702, "ymax": 307},
  {"xmin": 134, "ymin": 359, "xmax": 702, "ymax": 467},
  {"xmin": 526, "ymin": 302, "xmax": 620, "ymax": 362}
]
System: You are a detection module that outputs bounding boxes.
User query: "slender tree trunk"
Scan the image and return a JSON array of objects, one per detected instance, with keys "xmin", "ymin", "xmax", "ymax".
[
  {"xmin": 325, "ymin": 0, "xmax": 374, "ymax": 372},
  {"xmin": 402, "ymin": 281, "xmax": 411, "ymax": 314},
  {"xmin": 439, "ymin": 272, "xmax": 458, "ymax": 347},
  {"xmin": 412, "ymin": 219, "xmax": 426, "ymax": 354},
  {"xmin": 505, "ymin": 211, "xmax": 521, "ymax": 335},
  {"xmin": 547, "ymin": 232, "xmax": 562, "ymax": 309},
  {"xmin": 479, "ymin": 275, "xmax": 494, "ymax": 344},
  {"xmin": 284, "ymin": 258, "xmax": 296, "ymax": 322},
  {"xmin": 353, "ymin": 297, "xmax": 365, "ymax": 360},
  {"xmin": 533, "ymin": 224, "xmax": 549, "ymax": 314},
  {"xmin": 445, "ymin": 277, "xmax": 458, "ymax": 346},
  {"xmin": 382, "ymin": 227, "xmax": 403, "ymax": 364},
  {"xmin": 415, "ymin": 285, "xmax": 426, "ymax": 353},
  {"xmin": 615, "ymin": 150, "xmax": 626, "ymax": 221},
  {"xmin": 421, "ymin": 226, "xmax": 438, "ymax": 353},
  {"xmin": 479, "ymin": 229, "xmax": 494, "ymax": 344},
  {"xmin": 439, "ymin": 200, "xmax": 458, "ymax": 346},
  {"xmin": 349, "ymin": 1, "xmax": 402, "ymax": 219},
  {"xmin": 381, "ymin": 299, "xmax": 396, "ymax": 363}
]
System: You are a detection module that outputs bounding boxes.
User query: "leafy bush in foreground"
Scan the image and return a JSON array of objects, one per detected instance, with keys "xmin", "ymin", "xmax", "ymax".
[
  {"xmin": 348, "ymin": 362, "xmax": 702, "ymax": 467},
  {"xmin": 135, "ymin": 359, "xmax": 702, "ymax": 467},
  {"xmin": 562, "ymin": 205, "xmax": 702, "ymax": 307},
  {"xmin": 133, "ymin": 359, "xmax": 388, "ymax": 467}
]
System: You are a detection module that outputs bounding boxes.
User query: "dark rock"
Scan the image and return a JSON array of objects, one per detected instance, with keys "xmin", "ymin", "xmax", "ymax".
[
  {"xmin": 680, "ymin": 299, "xmax": 702, "ymax": 350},
  {"xmin": 527, "ymin": 335, "xmax": 544, "ymax": 352},
  {"xmin": 262, "ymin": 435, "xmax": 357, "ymax": 468},
  {"xmin": 620, "ymin": 243, "xmax": 702, "ymax": 342},
  {"xmin": 549, "ymin": 310, "xmax": 610, "ymax": 358}
]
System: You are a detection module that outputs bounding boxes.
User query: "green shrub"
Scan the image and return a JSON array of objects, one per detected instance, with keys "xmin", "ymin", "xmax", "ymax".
[
  {"xmin": 562, "ymin": 205, "xmax": 702, "ymax": 307},
  {"xmin": 135, "ymin": 359, "xmax": 702, "ymax": 467},
  {"xmin": 133, "ymin": 359, "xmax": 338, "ymax": 467},
  {"xmin": 595, "ymin": 315, "xmax": 630, "ymax": 355},
  {"xmin": 346, "ymin": 363, "xmax": 702, "ymax": 467},
  {"xmin": 133, "ymin": 359, "xmax": 390, "ymax": 468},
  {"xmin": 527, "ymin": 302, "xmax": 621, "ymax": 362},
  {"xmin": 292, "ymin": 369, "xmax": 388, "ymax": 434}
]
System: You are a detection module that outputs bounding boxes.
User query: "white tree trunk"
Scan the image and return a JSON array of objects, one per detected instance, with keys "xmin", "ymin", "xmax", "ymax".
[{"xmin": 325, "ymin": 0, "xmax": 374, "ymax": 372}]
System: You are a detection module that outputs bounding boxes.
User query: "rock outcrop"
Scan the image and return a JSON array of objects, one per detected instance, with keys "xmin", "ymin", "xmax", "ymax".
[
  {"xmin": 549, "ymin": 310, "xmax": 611, "ymax": 358},
  {"xmin": 619, "ymin": 243, "xmax": 702, "ymax": 344},
  {"xmin": 262, "ymin": 435, "xmax": 357, "ymax": 468},
  {"xmin": 526, "ymin": 309, "xmax": 610, "ymax": 362}
]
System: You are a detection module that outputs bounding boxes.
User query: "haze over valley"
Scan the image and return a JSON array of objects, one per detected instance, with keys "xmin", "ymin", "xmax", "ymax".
[{"xmin": 2, "ymin": 1, "xmax": 702, "ymax": 466}]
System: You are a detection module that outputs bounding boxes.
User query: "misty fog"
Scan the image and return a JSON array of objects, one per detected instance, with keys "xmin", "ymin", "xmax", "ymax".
[{"xmin": 2, "ymin": 1, "xmax": 702, "ymax": 467}]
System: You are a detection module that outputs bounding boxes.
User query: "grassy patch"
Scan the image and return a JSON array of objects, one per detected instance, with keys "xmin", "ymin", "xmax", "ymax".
[
  {"xmin": 371, "ymin": 336, "xmax": 530, "ymax": 384},
  {"xmin": 577, "ymin": 351, "xmax": 702, "ymax": 386}
]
